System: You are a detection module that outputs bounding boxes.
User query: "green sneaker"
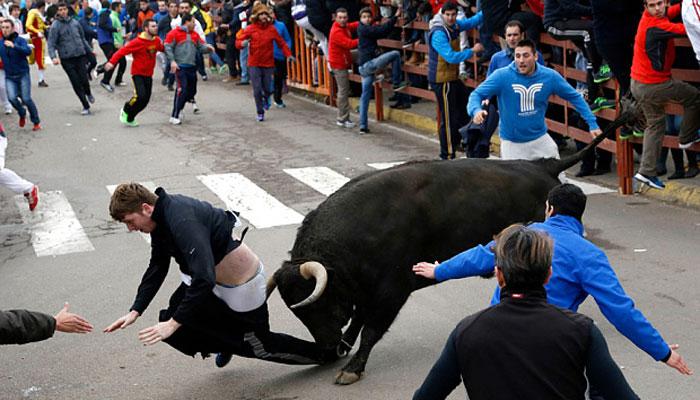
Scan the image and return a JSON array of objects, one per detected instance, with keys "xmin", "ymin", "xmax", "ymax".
[
  {"xmin": 619, "ymin": 127, "xmax": 633, "ymax": 140},
  {"xmin": 593, "ymin": 64, "xmax": 612, "ymax": 83},
  {"xmin": 590, "ymin": 97, "xmax": 616, "ymax": 113},
  {"xmin": 120, "ymin": 109, "xmax": 139, "ymax": 127},
  {"xmin": 632, "ymin": 127, "xmax": 644, "ymax": 138}
]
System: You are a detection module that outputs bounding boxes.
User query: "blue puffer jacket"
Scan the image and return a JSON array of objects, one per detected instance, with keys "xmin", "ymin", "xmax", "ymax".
[
  {"xmin": 0, "ymin": 33, "xmax": 32, "ymax": 78},
  {"xmin": 434, "ymin": 214, "xmax": 672, "ymax": 362}
]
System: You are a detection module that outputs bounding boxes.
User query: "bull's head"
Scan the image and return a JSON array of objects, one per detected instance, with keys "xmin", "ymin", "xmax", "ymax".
[{"xmin": 268, "ymin": 261, "xmax": 351, "ymax": 350}]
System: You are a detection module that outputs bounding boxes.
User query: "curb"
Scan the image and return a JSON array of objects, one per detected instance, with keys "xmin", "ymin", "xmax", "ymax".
[{"xmin": 637, "ymin": 181, "xmax": 700, "ymax": 210}]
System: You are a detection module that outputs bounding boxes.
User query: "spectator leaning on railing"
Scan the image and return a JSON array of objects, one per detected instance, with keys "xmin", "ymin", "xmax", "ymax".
[
  {"xmin": 428, "ymin": 2, "xmax": 483, "ymax": 160},
  {"xmin": 631, "ymin": 0, "xmax": 700, "ymax": 190}
]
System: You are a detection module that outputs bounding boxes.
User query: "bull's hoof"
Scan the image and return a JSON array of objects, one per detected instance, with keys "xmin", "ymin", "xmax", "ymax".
[{"xmin": 334, "ymin": 370, "xmax": 362, "ymax": 385}]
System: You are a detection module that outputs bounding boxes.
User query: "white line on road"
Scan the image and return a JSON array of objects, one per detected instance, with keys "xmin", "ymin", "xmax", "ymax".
[
  {"xmin": 198, "ymin": 173, "xmax": 304, "ymax": 229},
  {"xmin": 284, "ymin": 167, "xmax": 350, "ymax": 196},
  {"xmin": 367, "ymin": 161, "xmax": 406, "ymax": 170},
  {"xmin": 14, "ymin": 191, "xmax": 95, "ymax": 257},
  {"xmin": 106, "ymin": 182, "xmax": 157, "ymax": 242}
]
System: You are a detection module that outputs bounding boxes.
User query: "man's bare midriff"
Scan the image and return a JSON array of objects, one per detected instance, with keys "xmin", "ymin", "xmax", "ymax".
[{"xmin": 214, "ymin": 241, "xmax": 260, "ymax": 286}]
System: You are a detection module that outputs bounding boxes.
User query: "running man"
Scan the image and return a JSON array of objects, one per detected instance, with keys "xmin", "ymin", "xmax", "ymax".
[
  {"xmin": 105, "ymin": 19, "xmax": 164, "ymax": 127},
  {"xmin": 104, "ymin": 183, "xmax": 335, "ymax": 368}
]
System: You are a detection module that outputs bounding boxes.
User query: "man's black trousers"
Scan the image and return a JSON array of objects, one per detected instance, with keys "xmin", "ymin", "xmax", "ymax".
[
  {"xmin": 60, "ymin": 55, "xmax": 93, "ymax": 109},
  {"xmin": 100, "ymin": 42, "xmax": 126, "ymax": 85},
  {"xmin": 432, "ymin": 80, "xmax": 469, "ymax": 160},
  {"xmin": 273, "ymin": 58, "xmax": 287, "ymax": 104},
  {"xmin": 172, "ymin": 66, "xmax": 197, "ymax": 119},
  {"xmin": 160, "ymin": 283, "xmax": 325, "ymax": 365},
  {"xmin": 124, "ymin": 75, "xmax": 153, "ymax": 122}
]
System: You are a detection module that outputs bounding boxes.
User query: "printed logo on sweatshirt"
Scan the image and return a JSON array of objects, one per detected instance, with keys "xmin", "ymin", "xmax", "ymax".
[{"xmin": 511, "ymin": 83, "xmax": 543, "ymax": 114}]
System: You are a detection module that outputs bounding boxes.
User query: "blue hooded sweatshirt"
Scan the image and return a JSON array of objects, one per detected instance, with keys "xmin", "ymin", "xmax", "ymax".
[
  {"xmin": 272, "ymin": 20, "xmax": 292, "ymax": 61},
  {"xmin": 468, "ymin": 62, "xmax": 599, "ymax": 143},
  {"xmin": 434, "ymin": 214, "xmax": 671, "ymax": 362}
]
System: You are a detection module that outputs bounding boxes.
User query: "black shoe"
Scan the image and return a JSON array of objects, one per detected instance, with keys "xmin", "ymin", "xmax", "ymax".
[
  {"xmin": 359, "ymin": 127, "xmax": 370, "ymax": 134},
  {"xmin": 38, "ymin": 80, "xmax": 48, "ymax": 87},
  {"xmin": 236, "ymin": 81, "xmax": 250, "ymax": 86},
  {"xmin": 161, "ymin": 76, "xmax": 168, "ymax": 86},
  {"xmin": 390, "ymin": 102, "xmax": 411, "ymax": 110},
  {"xmin": 686, "ymin": 166, "xmax": 699, "ymax": 178},
  {"xmin": 668, "ymin": 170, "xmax": 686, "ymax": 180},
  {"xmin": 575, "ymin": 169, "xmax": 595, "ymax": 177},
  {"xmin": 96, "ymin": 64, "xmax": 105, "ymax": 75},
  {"xmin": 387, "ymin": 94, "xmax": 399, "ymax": 102},
  {"xmin": 167, "ymin": 83, "xmax": 174, "ymax": 91},
  {"xmin": 215, "ymin": 353, "xmax": 233, "ymax": 368}
]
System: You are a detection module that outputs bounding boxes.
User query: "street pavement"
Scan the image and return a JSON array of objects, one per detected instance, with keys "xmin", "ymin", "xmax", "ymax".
[{"xmin": 0, "ymin": 62, "xmax": 699, "ymax": 400}]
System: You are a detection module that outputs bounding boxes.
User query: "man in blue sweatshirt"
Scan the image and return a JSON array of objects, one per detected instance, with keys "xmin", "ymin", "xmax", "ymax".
[
  {"xmin": 428, "ymin": 2, "xmax": 483, "ymax": 160},
  {"xmin": 413, "ymin": 183, "xmax": 693, "ymax": 380},
  {"xmin": 272, "ymin": 11, "xmax": 292, "ymax": 108},
  {"xmin": 468, "ymin": 39, "xmax": 600, "ymax": 163}
]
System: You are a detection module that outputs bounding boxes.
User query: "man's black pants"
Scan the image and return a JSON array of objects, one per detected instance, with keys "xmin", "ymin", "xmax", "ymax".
[
  {"xmin": 124, "ymin": 75, "xmax": 152, "ymax": 122},
  {"xmin": 432, "ymin": 80, "xmax": 469, "ymax": 160},
  {"xmin": 273, "ymin": 58, "xmax": 287, "ymax": 104},
  {"xmin": 160, "ymin": 283, "xmax": 325, "ymax": 365},
  {"xmin": 60, "ymin": 55, "xmax": 93, "ymax": 109},
  {"xmin": 100, "ymin": 42, "xmax": 126, "ymax": 85},
  {"xmin": 172, "ymin": 66, "xmax": 197, "ymax": 119},
  {"xmin": 225, "ymin": 33, "xmax": 239, "ymax": 77},
  {"xmin": 546, "ymin": 19, "xmax": 603, "ymax": 100}
]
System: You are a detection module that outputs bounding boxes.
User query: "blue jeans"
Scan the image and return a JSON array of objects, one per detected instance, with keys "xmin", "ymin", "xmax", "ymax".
[
  {"xmin": 6, "ymin": 73, "xmax": 40, "ymax": 124},
  {"xmin": 358, "ymin": 51, "xmax": 402, "ymax": 129},
  {"xmin": 206, "ymin": 33, "xmax": 225, "ymax": 67},
  {"xmin": 240, "ymin": 46, "xmax": 249, "ymax": 82}
]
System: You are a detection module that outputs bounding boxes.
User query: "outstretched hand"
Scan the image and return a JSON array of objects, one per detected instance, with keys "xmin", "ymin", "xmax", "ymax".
[
  {"xmin": 413, "ymin": 261, "xmax": 439, "ymax": 279},
  {"xmin": 666, "ymin": 344, "xmax": 693, "ymax": 375},
  {"xmin": 104, "ymin": 310, "xmax": 140, "ymax": 333},
  {"xmin": 138, "ymin": 319, "xmax": 181, "ymax": 345},
  {"xmin": 54, "ymin": 303, "xmax": 93, "ymax": 334}
]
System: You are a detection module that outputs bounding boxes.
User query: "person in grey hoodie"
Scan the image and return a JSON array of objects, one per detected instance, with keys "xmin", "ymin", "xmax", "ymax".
[{"xmin": 48, "ymin": 2, "xmax": 95, "ymax": 115}]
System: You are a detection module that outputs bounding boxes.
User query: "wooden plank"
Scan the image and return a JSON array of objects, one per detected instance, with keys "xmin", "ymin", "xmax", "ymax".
[{"xmin": 546, "ymin": 119, "xmax": 617, "ymax": 153}]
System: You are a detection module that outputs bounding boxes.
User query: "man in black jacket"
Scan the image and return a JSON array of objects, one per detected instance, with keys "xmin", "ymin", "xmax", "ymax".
[
  {"xmin": 413, "ymin": 224, "xmax": 640, "ymax": 400},
  {"xmin": 1, "ymin": 304, "xmax": 93, "ymax": 345},
  {"xmin": 104, "ymin": 183, "xmax": 334, "ymax": 368}
]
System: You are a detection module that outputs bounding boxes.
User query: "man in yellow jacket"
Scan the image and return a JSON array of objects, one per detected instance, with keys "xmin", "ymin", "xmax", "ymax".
[{"xmin": 25, "ymin": 0, "xmax": 48, "ymax": 87}]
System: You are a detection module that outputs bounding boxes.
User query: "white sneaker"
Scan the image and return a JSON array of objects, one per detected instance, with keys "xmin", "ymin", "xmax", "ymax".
[
  {"xmin": 342, "ymin": 120, "xmax": 355, "ymax": 128},
  {"xmin": 169, "ymin": 117, "xmax": 181, "ymax": 125},
  {"xmin": 192, "ymin": 103, "xmax": 200, "ymax": 114},
  {"xmin": 4, "ymin": 107, "xmax": 12, "ymax": 115}
]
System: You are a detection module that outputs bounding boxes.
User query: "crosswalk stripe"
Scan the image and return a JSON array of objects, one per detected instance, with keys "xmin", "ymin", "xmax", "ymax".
[
  {"xmin": 284, "ymin": 167, "xmax": 350, "ymax": 196},
  {"xmin": 367, "ymin": 161, "xmax": 405, "ymax": 170},
  {"xmin": 198, "ymin": 173, "xmax": 304, "ymax": 229},
  {"xmin": 14, "ymin": 190, "xmax": 94, "ymax": 257},
  {"xmin": 106, "ymin": 182, "xmax": 157, "ymax": 243}
]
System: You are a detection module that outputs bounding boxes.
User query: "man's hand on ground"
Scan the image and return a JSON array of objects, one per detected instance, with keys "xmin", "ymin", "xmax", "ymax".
[
  {"xmin": 54, "ymin": 303, "xmax": 93, "ymax": 334},
  {"xmin": 103, "ymin": 310, "xmax": 139, "ymax": 333},
  {"xmin": 138, "ymin": 319, "xmax": 181, "ymax": 345},
  {"xmin": 413, "ymin": 261, "xmax": 439, "ymax": 279}
]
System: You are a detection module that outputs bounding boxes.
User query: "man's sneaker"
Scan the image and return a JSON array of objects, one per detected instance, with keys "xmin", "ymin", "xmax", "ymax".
[
  {"xmin": 256, "ymin": 113, "xmax": 264, "ymax": 122},
  {"xmin": 401, "ymin": 38, "xmax": 418, "ymax": 49},
  {"xmin": 359, "ymin": 127, "xmax": 370, "ymax": 134},
  {"xmin": 392, "ymin": 81, "xmax": 409, "ymax": 91},
  {"xmin": 38, "ymin": 80, "xmax": 48, "ymax": 88},
  {"xmin": 19, "ymin": 116, "xmax": 25, "ymax": 127},
  {"xmin": 202, "ymin": 74, "xmax": 208, "ymax": 81},
  {"xmin": 87, "ymin": 94, "xmax": 95, "ymax": 104},
  {"xmin": 458, "ymin": 71, "xmax": 468, "ymax": 80},
  {"xmin": 593, "ymin": 64, "xmax": 612, "ymax": 84},
  {"xmin": 100, "ymin": 82, "xmax": 114, "ymax": 92},
  {"xmin": 167, "ymin": 83, "xmax": 174, "ymax": 91},
  {"xmin": 679, "ymin": 136, "xmax": 700, "ymax": 150},
  {"xmin": 619, "ymin": 127, "xmax": 633, "ymax": 140},
  {"xmin": 218, "ymin": 65, "xmax": 229, "ymax": 74},
  {"xmin": 81, "ymin": 108, "xmax": 91, "ymax": 116},
  {"xmin": 263, "ymin": 97, "xmax": 270, "ymax": 110},
  {"xmin": 4, "ymin": 106, "xmax": 12, "ymax": 115},
  {"xmin": 24, "ymin": 185, "xmax": 39, "ymax": 211},
  {"xmin": 341, "ymin": 120, "xmax": 355, "ymax": 128},
  {"xmin": 192, "ymin": 102, "xmax": 200, "ymax": 114},
  {"xmin": 169, "ymin": 117, "xmax": 181, "ymax": 125},
  {"xmin": 590, "ymin": 97, "xmax": 615, "ymax": 113},
  {"xmin": 373, "ymin": 74, "xmax": 384, "ymax": 84},
  {"xmin": 32, "ymin": 123, "xmax": 41, "ymax": 131},
  {"xmin": 161, "ymin": 76, "xmax": 168, "ymax": 86},
  {"xmin": 634, "ymin": 173, "xmax": 665, "ymax": 189},
  {"xmin": 390, "ymin": 102, "xmax": 411, "ymax": 110},
  {"xmin": 215, "ymin": 353, "xmax": 233, "ymax": 368},
  {"xmin": 236, "ymin": 80, "xmax": 250, "ymax": 86},
  {"xmin": 120, "ymin": 108, "xmax": 128, "ymax": 124},
  {"xmin": 120, "ymin": 109, "xmax": 137, "ymax": 126},
  {"xmin": 116, "ymin": 81, "xmax": 127, "ymax": 87},
  {"xmin": 275, "ymin": 101, "xmax": 286, "ymax": 108}
]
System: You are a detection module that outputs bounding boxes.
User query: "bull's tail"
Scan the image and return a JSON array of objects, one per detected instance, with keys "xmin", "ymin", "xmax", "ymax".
[{"xmin": 542, "ymin": 111, "xmax": 632, "ymax": 178}]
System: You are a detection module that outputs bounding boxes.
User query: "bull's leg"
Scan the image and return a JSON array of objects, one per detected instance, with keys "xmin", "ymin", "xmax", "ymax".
[
  {"xmin": 337, "ymin": 308, "xmax": 365, "ymax": 357},
  {"xmin": 334, "ymin": 293, "xmax": 410, "ymax": 385}
]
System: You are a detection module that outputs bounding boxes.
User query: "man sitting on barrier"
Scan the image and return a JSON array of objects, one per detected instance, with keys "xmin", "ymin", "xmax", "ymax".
[{"xmin": 357, "ymin": 6, "xmax": 409, "ymax": 134}]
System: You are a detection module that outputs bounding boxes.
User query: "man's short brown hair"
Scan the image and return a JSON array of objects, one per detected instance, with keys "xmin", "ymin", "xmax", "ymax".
[
  {"xmin": 109, "ymin": 183, "xmax": 157, "ymax": 221},
  {"xmin": 494, "ymin": 224, "xmax": 553, "ymax": 290}
]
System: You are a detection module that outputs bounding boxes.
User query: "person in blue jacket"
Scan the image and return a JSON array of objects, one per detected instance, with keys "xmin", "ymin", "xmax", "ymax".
[
  {"xmin": 468, "ymin": 39, "xmax": 600, "ymax": 165},
  {"xmin": 271, "ymin": 10, "xmax": 292, "ymax": 108},
  {"xmin": 0, "ymin": 19, "xmax": 41, "ymax": 130},
  {"xmin": 428, "ymin": 2, "xmax": 483, "ymax": 160},
  {"xmin": 413, "ymin": 183, "xmax": 693, "ymax": 379}
]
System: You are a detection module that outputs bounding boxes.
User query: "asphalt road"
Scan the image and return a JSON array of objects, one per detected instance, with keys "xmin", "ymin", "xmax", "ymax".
[{"xmin": 0, "ymin": 62, "xmax": 699, "ymax": 400}]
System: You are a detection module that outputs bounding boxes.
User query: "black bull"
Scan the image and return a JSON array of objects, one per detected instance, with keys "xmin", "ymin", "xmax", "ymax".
[{"xmin": 267, "ymin": 116, "xmax": 629, "ymax": 385}]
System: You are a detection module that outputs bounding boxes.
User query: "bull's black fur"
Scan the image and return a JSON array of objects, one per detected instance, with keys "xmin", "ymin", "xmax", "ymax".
[{"xmin": 273, "ymin": 115, "xmax": 629, "ymax": 384}]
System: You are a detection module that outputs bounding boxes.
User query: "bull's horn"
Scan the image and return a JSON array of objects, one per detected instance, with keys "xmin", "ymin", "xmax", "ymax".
[
  {"xmin": 290, "ymin": 261, "xmax": 328, "ymax": 309},
  {"xmin": 266, "ymin": 274, "xmax": 277, "ymax": 299}
]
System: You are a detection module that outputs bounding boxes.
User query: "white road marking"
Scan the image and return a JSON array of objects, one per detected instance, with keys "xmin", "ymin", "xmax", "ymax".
[
  {"xmin": 14, "ymin": 191, "xmax": 95, "ymax": 257},
  {"xmin": 284, "ymin": 167, "xmax": 350, "ymax": 196},
  {"xmin": 198, "ymin": 173, "xmax": 304, "ymax": 229},
  {"xmin": 367, "ymin": 161, "xmax": 406, "ymax": 170},
  {"xmin": 106, "ymin": 182, "xmax": 157, "ymax": 243}
]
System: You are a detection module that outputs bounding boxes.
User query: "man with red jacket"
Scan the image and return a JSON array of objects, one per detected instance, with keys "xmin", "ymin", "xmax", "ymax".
[
  {"xmin": 105, "ymin": 19, "xmax": 165, "ymax": 127},
  {"xmin": 328, "ymin": 7, "xmax": 358, "ymax": 128},
  {"xmin": 235, "ymin": 3, "xmax": 292, "ymax": 122},
  {"xmin": 630, "ymin": 0, "xmax": 700, "ymax": 190}
]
